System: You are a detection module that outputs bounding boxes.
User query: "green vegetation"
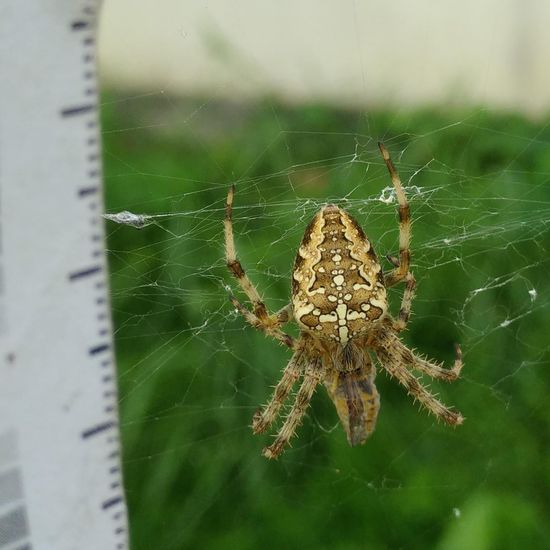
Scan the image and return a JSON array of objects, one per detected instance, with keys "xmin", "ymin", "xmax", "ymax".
[{"xmin": 102, "ymin": 94, "xmax": 550, "ymax": 550}]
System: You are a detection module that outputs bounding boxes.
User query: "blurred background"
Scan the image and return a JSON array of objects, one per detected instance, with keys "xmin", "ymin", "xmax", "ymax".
[{"xmin": 98, "ymin": 1, "xmax": 550, "ymax": 549}]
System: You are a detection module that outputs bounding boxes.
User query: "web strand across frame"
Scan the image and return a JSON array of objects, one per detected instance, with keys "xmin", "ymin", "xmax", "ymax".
[{"xmin": 102, "ymin": 93, "xmax": 550, "ymax": 549}]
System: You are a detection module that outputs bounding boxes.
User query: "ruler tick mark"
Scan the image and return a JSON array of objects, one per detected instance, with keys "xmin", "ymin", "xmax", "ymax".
[
  {"xmin": 68, "ymin": 265, "xmax": 102, "ymax": 281},
  {"xmin": 71, "ymin": 20, "xmax": 89, "ymax": 30},
  {"xmin": 60, "ymin": 104, "xmax": 95, "ymax": 117},
  {"xmin": 89, "ymin": 343, "xmax": 110, "ymax": 355},
  {"xmin": 78, "ymin": 186, "xmax": 98, "ymax": 197},
  {"xmin": 82, "ymin": 421, "xmax": 114, "ymax": 439},
  {"xmin": 102, "ymin": 495, "xmax": 123, "ymax": 510}
]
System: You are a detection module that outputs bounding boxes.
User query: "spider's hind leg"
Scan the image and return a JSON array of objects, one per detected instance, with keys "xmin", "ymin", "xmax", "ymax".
[
  {"xmin": 374, "ymin": 338, "xmax": 464, "ymax": 426},
  {"xmin": 263, "ymin": 360, "xmax": 323, "ymax": 459},
  {"xmin": 386, "ymin": 322, "xmax": 463, "ymax": 381},
  {"xmin": 252, "ymin": 348, "xmax": 304, "ymax": 434},
  {"xmin": 410, "ymin": 344, "xmax": 463, "ymax": 382}
]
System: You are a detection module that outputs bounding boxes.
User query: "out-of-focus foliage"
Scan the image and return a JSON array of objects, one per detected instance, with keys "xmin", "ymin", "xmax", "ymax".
[{"xmin": 102, "ymin": 94, "xmax": 550, "ymax": 550}]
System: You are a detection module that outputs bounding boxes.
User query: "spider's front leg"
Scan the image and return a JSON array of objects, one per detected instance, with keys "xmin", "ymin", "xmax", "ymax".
[
  {"xmin": 226, "ymin": 288, "xmax": 295, "ymax": 349},
  {"xmin": 224, "ymin": 184, "xmax": 268, "ymax": 319},
  {"xmin": 377, "ymin": 144, "xmax": 416, "ymax": 332},
  {"xmin": 224, "ymin": 184, "xmax": 296, "ymax": 348},
  {"xmin": 391, "ymin": 273, "xmax": 416, "ymax": 332},
  {"xmin": 378, "ymin": 143, "xmax": 411, "ymax": 288},
  {"xmin": 380, "ymin": 170, "xmax": 460, "ymax": 364}
]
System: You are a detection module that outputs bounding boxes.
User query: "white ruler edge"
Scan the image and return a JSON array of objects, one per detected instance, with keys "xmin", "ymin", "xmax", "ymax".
[{"xmin": 0, "ymin": 2, "xmax": 128, "ymax": 549}]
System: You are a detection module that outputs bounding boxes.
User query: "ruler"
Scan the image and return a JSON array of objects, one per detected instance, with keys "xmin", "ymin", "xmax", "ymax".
[{"xmin": 0, "ymin": 2, "xmax": 128, "ymax": 549}]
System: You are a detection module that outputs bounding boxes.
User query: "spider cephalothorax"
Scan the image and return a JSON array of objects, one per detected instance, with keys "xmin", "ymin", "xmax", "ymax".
[{"xmin": 225, "ymin": 143, "xmax": 463, "ymax": 459}]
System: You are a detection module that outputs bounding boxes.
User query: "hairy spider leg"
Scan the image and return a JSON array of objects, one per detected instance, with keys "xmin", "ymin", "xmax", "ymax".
[
  {"xmin": 378, "ymin": 142, "xmax": 411, "ymax": 289},
  {"xmin": 252, "ymin": 347, "xmax": 305, "ymax": 434},
  {"xmin": 374, "ymin": 335, "xmax": 464, "ymax": 425},
  {"xmin": 224, "ymin": 184, "xmax": 296, "ymax": 348},
  {"xmin": 263, "ymin": 362, "xmax": 323, "ymax": 459}
]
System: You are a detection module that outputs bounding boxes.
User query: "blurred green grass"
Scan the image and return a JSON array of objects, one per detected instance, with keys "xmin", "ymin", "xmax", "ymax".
[{"xmin": 102, "ymin": 93, "xmax": 550, "ymax": 550}]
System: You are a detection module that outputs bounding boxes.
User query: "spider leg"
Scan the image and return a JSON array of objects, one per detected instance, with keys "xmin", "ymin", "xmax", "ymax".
[
  {"xmin": 274, "ymin": 303, "xmax": 293, "ymax": 324},
  {"xmin": 384, "ymin": 318, "xmax": 463, "ymax": 380},
  {"xmin": 227, "ymin": 289, "xmax": 295, "ymax": 349},
  {"xmin": 224, "ymin": 184, "xmax": 296, "ymax": 347},
  {"xmin": 378, "ymin": 143, "xmax": 411, "ymax": 288},
  {"xmin": 224, "ymin": 184, "xmax": 270, "ymax": 319},
  {"xmin": 409, "ymin": 344, "xmax": 463, "ymax": 382},
  {"xmin": 390, "ymin": 271, "xmax": 416, "ymax": 332},
  {"xmin": 263, "ymin": 362, "xmax": 323, "ymax": 459},
  {"xmin": 252, "ymin": 348, "xmax": 304, "ymax": 434},
  {"xmin": 374, "ymin": 342, "xmax": 463, "ymax": 426}
]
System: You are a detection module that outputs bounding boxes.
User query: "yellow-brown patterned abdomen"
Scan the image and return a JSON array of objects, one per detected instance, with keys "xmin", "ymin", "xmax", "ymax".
[{"xmin": 292, "ymin": 205, "xmax": 387, "ymax": 345}]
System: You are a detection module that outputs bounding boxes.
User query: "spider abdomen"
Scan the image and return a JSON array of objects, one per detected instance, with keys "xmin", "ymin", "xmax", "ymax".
[{"xmin": 292, "ymin": 205, "xmax": 388, "ymax": 344}]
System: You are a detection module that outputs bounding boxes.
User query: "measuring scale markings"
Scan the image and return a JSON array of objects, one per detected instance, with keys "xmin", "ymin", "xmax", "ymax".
[
  {"xmin": 0, "ymin": 2, "xmax": 128, "ymax": 549},
  {"xmin": 60, "ymin": 104, "xmax": 96, "ymax": 118},
  {"xmin": 68, "ymin": 265, "xmax": 103, "ymax": 281}
]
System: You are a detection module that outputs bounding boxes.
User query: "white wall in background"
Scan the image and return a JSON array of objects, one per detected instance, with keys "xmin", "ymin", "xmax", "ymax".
[{"xmin": 98, "ymin": 0, "xmax": 550, "ymax": 115}]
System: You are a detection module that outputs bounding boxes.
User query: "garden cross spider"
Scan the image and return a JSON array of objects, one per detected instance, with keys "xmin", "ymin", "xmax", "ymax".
[{"xmin": 224, "ymin": 143, "xmax": 463, "ymax": 459}]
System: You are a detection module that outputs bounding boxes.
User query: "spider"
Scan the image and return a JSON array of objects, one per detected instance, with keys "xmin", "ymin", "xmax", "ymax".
[{"xmin": 224, "ymin": 142, "xmax": 464, "ymax": 459}]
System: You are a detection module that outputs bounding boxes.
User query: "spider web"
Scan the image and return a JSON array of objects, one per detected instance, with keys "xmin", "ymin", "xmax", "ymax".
[{"xmin": 99, "ymin": 15, "xmax": 550, "ymax": 550}]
